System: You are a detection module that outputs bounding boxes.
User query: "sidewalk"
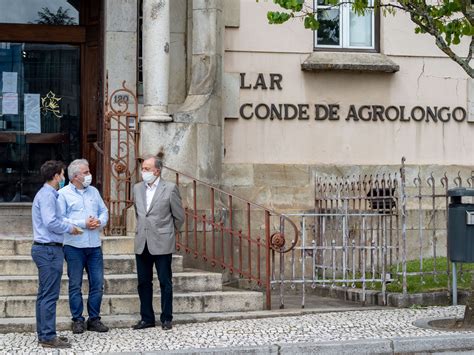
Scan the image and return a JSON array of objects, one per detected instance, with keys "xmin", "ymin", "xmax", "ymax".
[{"xmin": 1, "ymin": 302, "xmax": 474, "ymax": 354}]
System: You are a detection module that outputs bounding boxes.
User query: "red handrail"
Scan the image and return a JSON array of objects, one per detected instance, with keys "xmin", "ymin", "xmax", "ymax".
[{"xmin": 164, "ymin": 165, "xmax": 298, "ymax": 310}]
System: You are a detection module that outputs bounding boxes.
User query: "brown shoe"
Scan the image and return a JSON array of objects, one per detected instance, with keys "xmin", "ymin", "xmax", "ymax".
[{"xmin": 39, "ymin": 337, "xmax": 72, "ymax": 348}]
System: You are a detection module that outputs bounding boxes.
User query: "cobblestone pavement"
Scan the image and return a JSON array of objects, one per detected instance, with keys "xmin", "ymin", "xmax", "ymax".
[{"xmin": 0, "ymin": 306, "xmax": 472, "ymax": 354}]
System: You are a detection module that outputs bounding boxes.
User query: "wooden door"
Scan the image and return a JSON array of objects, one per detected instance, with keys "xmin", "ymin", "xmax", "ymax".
[{"xmin": 81, "ymin": 0, "xmax": 104, "ymax": 192}]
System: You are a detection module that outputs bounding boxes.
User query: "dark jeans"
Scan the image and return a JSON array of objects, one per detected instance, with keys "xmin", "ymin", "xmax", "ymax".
[
  {"xmin": 63, "ymin": 245, "xmax": 104, "ymax": 322},
  {"xmin": 135, "ymin": 244, "xmax": 173, "ymax": 324},
  {"xmin": 31, "ymin": 245, "xmax": 64, "ymax": 342}
]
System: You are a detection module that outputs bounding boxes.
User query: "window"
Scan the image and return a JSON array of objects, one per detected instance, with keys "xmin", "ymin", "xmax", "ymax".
[
  {"xmin": 0, "ymin": 0, "xmax": 80, "ymax": 26},
  {"xmin": 315, "ymin": 0, "xmax": 376, "ymax": 50}
]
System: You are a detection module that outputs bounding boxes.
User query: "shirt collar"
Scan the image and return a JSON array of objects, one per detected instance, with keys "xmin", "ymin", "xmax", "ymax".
[
  {"xmin": 44, "ymin": 183, "xmax": 58, "ymax": 196},
  {"xmin": 146, "ymin": 177, "xmax": 160, "ymax": 190},
  {"xmin": 69, "ymin": 182, "xmax": 87, "ymax": 193}
]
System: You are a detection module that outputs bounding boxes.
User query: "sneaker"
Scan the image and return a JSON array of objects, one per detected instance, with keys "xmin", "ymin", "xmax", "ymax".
[
  {"xmin": 39, "ymin": 337, "xmax": 71, "ymax": 348},
  {"xmin": 72, "ymin": 320, "xmax": 86, "ymax": 334},
  {"xmin": 87, "ymin": 318, "xmax": 109, "ymax": 332}
]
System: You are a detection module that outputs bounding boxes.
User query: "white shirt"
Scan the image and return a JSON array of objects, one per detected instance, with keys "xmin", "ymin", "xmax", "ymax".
[{"xmin": 145, "ymin": 177, "xmax": 160, "ymax": 211}]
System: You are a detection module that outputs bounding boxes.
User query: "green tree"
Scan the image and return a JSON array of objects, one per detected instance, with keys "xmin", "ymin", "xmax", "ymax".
[
  {"xmin": 259, "ymin": 0, "xmax": 474, "ymax": 78},
  {"xmin": 35, "ymin": 7, "xmax": 76, "ymax": 26}
]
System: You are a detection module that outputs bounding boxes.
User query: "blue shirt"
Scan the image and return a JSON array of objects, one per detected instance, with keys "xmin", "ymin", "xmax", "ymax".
[
  {"xmin": 32, "ymin": 184, "xmax": 72, "ymax": 243},
  {"xmin": 58, "ymin": 183, "xmax": 108, "ymax": 248}
]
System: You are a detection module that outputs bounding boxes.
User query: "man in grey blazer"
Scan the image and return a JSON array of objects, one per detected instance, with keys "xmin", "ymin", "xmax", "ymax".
[{"xmin": 132, "ymin": 154, "xmax": 184, "ymax": 330}]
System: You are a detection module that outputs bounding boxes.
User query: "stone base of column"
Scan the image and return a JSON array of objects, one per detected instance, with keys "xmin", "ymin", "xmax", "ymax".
[{"xmin": 141, "ymin": 113, "xmax": 173, "ymax": 122}]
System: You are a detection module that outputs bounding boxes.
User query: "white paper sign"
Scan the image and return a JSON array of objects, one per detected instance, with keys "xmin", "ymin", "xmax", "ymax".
[
  {"xmin": 2, "ymin": 72, "xmax": 17, "ymax": 93},
  {"xmin": 24, "ymin": 94, "xmax": 41, "ymax": 133},
  {"xmin": 2, "ymin": 93, "xmax": 18, "ymax": 115}
]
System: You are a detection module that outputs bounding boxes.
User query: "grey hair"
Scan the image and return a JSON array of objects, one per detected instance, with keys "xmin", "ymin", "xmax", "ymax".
[
  {"xmin": 68, "ymin": 159, "xmax": 89, "ymax": 180},
  {"xmin": 141, "ymin": 154, "xmax": 163, "ymax": 170}
]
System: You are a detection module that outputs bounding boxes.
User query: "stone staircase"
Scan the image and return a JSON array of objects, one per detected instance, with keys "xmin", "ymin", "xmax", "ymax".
[{"xmin": 0, "ymin": 230, "xmax": 264, "ymax": 332}]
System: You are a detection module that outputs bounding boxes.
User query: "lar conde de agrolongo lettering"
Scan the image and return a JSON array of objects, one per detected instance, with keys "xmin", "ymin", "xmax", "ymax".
[{"xmin": 238, "ymin": 73, "xmax": 469, "ymax": 123}]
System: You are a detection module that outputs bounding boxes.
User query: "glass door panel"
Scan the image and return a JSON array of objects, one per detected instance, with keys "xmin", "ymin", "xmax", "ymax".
[{"xmin": 0, "ymin": 42, "xmax": 80, "ymax": 202}]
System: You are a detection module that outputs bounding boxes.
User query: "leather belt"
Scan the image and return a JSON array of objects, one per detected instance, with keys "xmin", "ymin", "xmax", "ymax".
[{"xmin": 33, "ymin": 241, "xmax": 63, "ymax": 247}]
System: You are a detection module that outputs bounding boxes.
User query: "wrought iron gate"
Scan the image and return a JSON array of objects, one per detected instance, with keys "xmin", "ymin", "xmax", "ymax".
[
  {"xmin": 102, "ymin": 77, "xmax": 139, "ymax": 235},
  {"xmin": 272, "ymin": 158, "xmax": 474, "ymax": 308}
]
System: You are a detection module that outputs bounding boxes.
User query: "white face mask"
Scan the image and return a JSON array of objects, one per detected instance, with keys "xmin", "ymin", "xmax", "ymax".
[
  {"xmin": 141, "ymin": 171, "xmax": 156, "ymax": 184},
  {"xmin": 82, "ymin": 174, "xmax": 92, "ymax": 188}
]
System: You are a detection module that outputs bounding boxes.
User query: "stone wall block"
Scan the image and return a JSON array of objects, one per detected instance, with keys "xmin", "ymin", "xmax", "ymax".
[
  {"xmin": 222, "ymin": 164, "xmax": 254, "ymax": 187},
  {"xmin": 270, "ymin": 186, "xmax": 314, "ymax": 210},
  {"xmin": 223, "ymin": 0, "xmax": 240, "ymax": 28},
  {"xmin": 197, "ymin": 123, "xmax": 222, "ymax": 182},
  {"xmin": 169, "ymin": 32, "xmax": 187, "ymax": 105},
  {"xmin": 170, "ymin": 0, "xmax": 187, "ymax": 33},
  {"xmin": 254, "ymin": 165, "xmax": 310, "ymax": 187},
  {"xmin": 223, "ymin": 72, "xmax": 239, "ymax": 118},
  {"xmin": 105, "ymin": 31, "xmax": 137, "ymax": 93},
  {"xmin": 105, "ymin": 0, "xmax": 137, "ymax": 32},
  {"xmin": 142, "ymin": 122, "xmax": 198, "ymax": 176}
]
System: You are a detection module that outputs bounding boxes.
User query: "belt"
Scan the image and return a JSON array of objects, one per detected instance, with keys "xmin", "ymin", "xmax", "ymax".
[{"xmin": 33, "ymin": 241, "xmax": 63, "ymax": 247}]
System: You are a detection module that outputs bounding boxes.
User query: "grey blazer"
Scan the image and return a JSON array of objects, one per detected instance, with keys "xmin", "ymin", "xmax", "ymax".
[{"xmin": 133, "ymin": 179, "xmax": 185, "ymax": 255}]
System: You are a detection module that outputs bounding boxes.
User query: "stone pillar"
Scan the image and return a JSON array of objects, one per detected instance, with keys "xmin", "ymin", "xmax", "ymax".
[{"xmin": 142, "ymin": 0, "xmax": 172, "ymax": 122}]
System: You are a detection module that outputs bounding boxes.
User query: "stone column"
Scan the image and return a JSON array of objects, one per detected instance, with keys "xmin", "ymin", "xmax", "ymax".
[{"xmin": 142, "ymin": 0, "xmax": 172, "ymax": 122}]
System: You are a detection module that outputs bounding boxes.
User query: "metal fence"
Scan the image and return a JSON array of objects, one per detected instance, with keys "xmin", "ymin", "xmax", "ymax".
[{"xmin": 271, "ymin": 158, "xmax": 474, "ymax": 307}]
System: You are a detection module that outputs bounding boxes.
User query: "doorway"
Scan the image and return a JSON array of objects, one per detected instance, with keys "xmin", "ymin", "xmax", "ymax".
[{"xmin": 0, "ymin": 0, "xmax": 103, "ymax": 202}]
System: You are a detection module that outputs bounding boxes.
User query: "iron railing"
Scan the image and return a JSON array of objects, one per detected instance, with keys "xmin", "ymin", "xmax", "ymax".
[
  {"xmin": 102, "ymin": 77, "xmax": 140, "ymax": 235},
  {"xmin": 163, "ymin": 166, "xmax": 299, "ymax": 310},
  {"xmin": 272, "ymin": 158, "xmax": 474, "ymax": 308}
]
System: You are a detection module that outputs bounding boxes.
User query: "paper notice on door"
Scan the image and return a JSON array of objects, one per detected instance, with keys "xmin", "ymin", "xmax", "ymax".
[
  {"xmin": 24, "ymin": 94, "xmax": 41, "ymax": 133},
  {"xmin": 2, "ymin": 93, "xmax": 18, "ymax": 115},
  {"xmin": 2, "ymin": 72, "xmax": 17, "ymax": 93}
]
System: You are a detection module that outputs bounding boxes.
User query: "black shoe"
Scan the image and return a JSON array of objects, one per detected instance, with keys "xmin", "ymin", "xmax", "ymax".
[
  {"xmin": 87, "ymin": 318, "xmax": 109, "ymax": 332},
  {"xmin": 132, "ymin": 320, "xmax": 155, "ymax": 330},
  {"xmin": 72, "ymin": 320, "xmax": 86, "ymax": 334},
  {"xmin": 161, "ymin": 321, "xmax": 172, "ymax": 330},
  {"xmin": 39, "ymin": 337, "xmax": 71, "ymax": 348},
  {"xmin": 58, "ymin": 336, "xmax": 69, "ymax": 342}
]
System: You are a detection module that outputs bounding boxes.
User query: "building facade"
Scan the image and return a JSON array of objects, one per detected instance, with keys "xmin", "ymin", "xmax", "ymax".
[{"xmin": 0, "ymin": 0, "xmax": 472, "ymax": 213}]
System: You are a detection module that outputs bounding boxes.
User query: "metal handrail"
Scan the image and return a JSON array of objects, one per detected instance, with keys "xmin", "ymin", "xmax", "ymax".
[{"xmin": 164, "ymin": 165, "xmax": 299, "ymax": 310}]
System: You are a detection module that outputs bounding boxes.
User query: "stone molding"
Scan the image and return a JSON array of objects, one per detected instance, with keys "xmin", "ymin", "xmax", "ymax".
[{"xmin": 301, "ymin": 52, "xmax": 400, "ymax": 73}]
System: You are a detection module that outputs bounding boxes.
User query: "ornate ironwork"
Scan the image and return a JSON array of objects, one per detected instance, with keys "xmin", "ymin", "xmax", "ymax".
[
  {"xmin": 164, "ymin": 166, "xmax": 299, "ymax": 310},
  {"xmin": 102, "ymin": 74, "xmax": 140, "ymax": 235}
]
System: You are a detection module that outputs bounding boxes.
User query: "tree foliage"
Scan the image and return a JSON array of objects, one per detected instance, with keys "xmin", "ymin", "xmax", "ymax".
[
  {"xmin": 258, "ymin": 0, "xmax": 474, "ymax": 78},
  {"xmin": 35, "ymin": 7, "xmax": 76, "ymax": 26}
]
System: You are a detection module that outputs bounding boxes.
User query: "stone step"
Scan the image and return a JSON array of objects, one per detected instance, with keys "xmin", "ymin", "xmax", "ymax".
[
  {"xmin": 0, "ymin": 254, "xmax": 183, "ymax": 275},
  {"xmin": 0, "ymin": 290, "xmax": 264, "ymax": 318},
  {"xmin": 0, "ymin": 236, "xmax": 135, "ymax": 256},
  {"xmin": 0, "ymin": 203, "xmax": 32, "ymax": 236},
  {"xmin": 0, "ymin": 270, "xmax": 222, "ymax": 296}
]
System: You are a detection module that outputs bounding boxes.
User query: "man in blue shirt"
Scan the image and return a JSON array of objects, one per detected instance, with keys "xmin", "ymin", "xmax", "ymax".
[
  {"xmin": 58, "ymin": 159, "xmax": 109, "ymax": 334},
  {"xmin": 32, "ymin": 160, "xmax": 81, "ymax": 349}
]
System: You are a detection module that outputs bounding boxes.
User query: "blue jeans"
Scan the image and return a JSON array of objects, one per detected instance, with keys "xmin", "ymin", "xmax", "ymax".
[
  {"xmin": 31, "ymin": 245, "xmax": 64, "ymax": 342},
  {"xmin": 63, "ymin": 246, "xmax": 104, "ymax": 322}
]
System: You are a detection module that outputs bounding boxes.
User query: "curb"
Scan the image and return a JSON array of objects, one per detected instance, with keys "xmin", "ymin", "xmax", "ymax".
[{"xmin": 111, "ymin": 334, "xmax": 474, "ymax": 354}]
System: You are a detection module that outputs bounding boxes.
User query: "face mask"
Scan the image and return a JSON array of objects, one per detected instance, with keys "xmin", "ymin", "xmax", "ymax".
[
  {"xmin": 58, "ymin": 177, "xmax": 66, "ymax": 189},
  {"xmin": 141, "ymin": 171, "xmax": 156, "ymax": 184},
  {"xmin": 82, "ymin": 174, "xmax": 92, "ymax": 188}
]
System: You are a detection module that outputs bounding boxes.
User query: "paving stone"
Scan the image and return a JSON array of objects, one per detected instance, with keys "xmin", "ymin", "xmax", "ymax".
[{"xmin": 0, "ymin": 306, "xmax": 473, "ymax": 353}]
